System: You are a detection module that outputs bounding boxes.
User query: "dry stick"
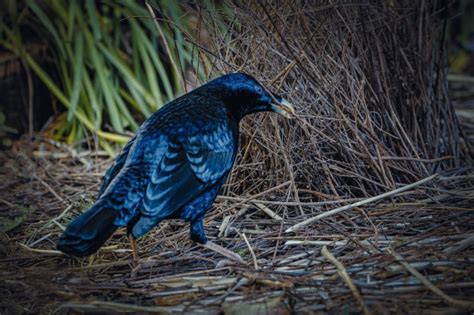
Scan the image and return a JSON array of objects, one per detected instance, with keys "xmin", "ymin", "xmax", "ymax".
[
  {"xmin": 443, "ymin": 235, "xmax": 474, "ymax": 256},
  {"xmin": 241, "ymin": 232, "xmax": 259, "ymax": 270},
  {"xmin": 0, "ymin": 198, "xmax": 16, "ymax": 208},
  {"xmin": 321, "ymin": 246, "xmax": 371, "ymax": 315},
  {"xmin": 286, "ymin": 173, "xmax": 439, "ymax": 233},
  {"xmin": 387, "ymin": 247, "xmax": 474, "ymax": 309},
  {"xmin": 253, "ymin": 202, "xmax": 283, "ymax": 221},
  {"xmin": 273, "ymin": 121, "xmax": 305, "ymax": 216},
  {"xmin": 218, "ymin": 195, "xmax": 363, "ymax": 206},
  {"xmin": 380, "ymin": 155, "xmax": 454, "ymax": 163},
  {"xmin": 18, "ymin": 243, "xmax": 65, "ymax": 256},
  {"xmin": 88, "ymin": 301, "xmax": 181, "ymax": 313},
  {"xmin": 34, "ymin": 175, "xmax": 65, "ymax": 203},
  {"xmin": 269, "ymin": 60, "xmax": 296, "ymax": 87},
  {"xmin": 223, "ymin": 180, "xmax": 292, "ymax": 213},
  {"xmin": 145, "ymin": 2, "xmax": 186, "ymax": 92},
  {"xmin": 202, "ymin": 241, "xmax": 245, "ymax": 264}
]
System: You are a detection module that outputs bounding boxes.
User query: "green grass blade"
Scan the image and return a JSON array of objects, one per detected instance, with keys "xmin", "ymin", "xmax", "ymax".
[
  {"xmin": 85, "ymin": 31, "xmax": 123, "ymax": 132},
  {"xmin": 86, "ymin": 0, "xmax": 102, "ymax": 40},
  {"xmin": 66, "ymin": 1, "xmax": 76, "ymax": 42},
  {"xmin": 82, "ymin": 71, "xmax": 102, "ymax": 129},
  {"xmin": 112, "ymin": 84, "xmax": 139, "ymax": 130},
  {"xmin": 25, "ymin": 0, "xmax": 66, "ymax": 58},
  {"xmin": 97, "ymin": 42, "xmax": 155, "ymax": 106},
  {"xmin": 2, "ymin": 0, "xmax": 211, "ymax": 148},
  {"xmin": 67, "ymin": 33, "xmax": 84, "ymax": 121},
  {"xmin": 132, "ymin": 22, "xmax": 162, "ymax": 110},
  {"xmin": 144, "ymin": 35, "xmax": 174, "ymax": 100},
  {"xmin": 128, "ymin": 86, "xmax": 149, "ymax": 117},
  {"xmin": 99, "ymin": 139, "xmax": 117, "ymax": 157}
]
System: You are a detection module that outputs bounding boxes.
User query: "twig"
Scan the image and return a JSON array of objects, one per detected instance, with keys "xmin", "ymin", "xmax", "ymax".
[
  {"xmin": 285, "ymin": 240, "xmax": 347, "ymax": 246},
  {"xmin": 388, "ymin": 247, "xmax": 474, "ymax": 309},
  {"xmin": 0, "ymin": 198, "xmax": 16, "ymax": 208},
  {"xmin": 273, "ymin": 119, "xmax": 305, "ymax": 216},
  {"xmin": 224, "ymin": 180, "xmax": 292, "ymax": 213},
  {"xmin": 217, "ymin": 195, "xmax": 362, "ymax": 206},
  {"xmin": 253, "ymin": 202, "xmax": 283, "ymax": 221},
  {"xmin": 218, "ymin": 215, "xmax": 231, "ymax": 237},
  {"xmin": 202, "ymin": 241, "xmax": 245, "ymax": 264},
  {"xmin": 34, "ymin": 175, "xmax": 65, "ymax": 203},
  {"xmin": 286, "ymin": 174, "xmax": 439, "ymax": 233},
  {"xmin": 18, "ymin": 243, "xmax": 65, "ymax": 256},
  {"xmin": 379, "ymin": 156, "xmax": 454, "ymax": 163},
  {"xmin": 321, "ymin": 246, "xmax": 371, "ymax": 315},
  {"xmin": 241, "ymin": 233, "xmax": 259, "ymax": 270},
  {"xmin": 447, "ymin": 73, "xmax": 474, "ymax": 84},
  {"xmin": 89, "ymin": 301, "xmax": 182, "ymax": 313},
  {"xmin": 443, "ymin": 234, "xmax": 474, "ymax": 256}
]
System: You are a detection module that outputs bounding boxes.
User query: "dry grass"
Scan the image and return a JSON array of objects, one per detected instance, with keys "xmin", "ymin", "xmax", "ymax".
[
  {"xmin": 0, "ymin": 138, "xmax": 473, "ymax": 314},
  {"xmin": 1, "ymin": 1, "xmax": 474, "ymax": 314},
  {"xmin": 202, "ymin": 1, "xmax": 471, "ymax": 200}
]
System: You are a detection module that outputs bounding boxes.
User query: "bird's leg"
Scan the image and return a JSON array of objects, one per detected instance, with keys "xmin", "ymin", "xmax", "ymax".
[
  {"xmin": 126, "ymin": 225, "xmax": 139, "ymax": 261},
  {"xmin": 128, "ymin": 235, "xmax": 143, "ymax": 277},
  {"xmin": 190, "ymin": 219, "xmax": 245, "ymax": 264},
  {"xmin": 127, "ymin": 226, "xmax": 156, "ymax": 277},
  {"xmin": 128, "ymin": 234, "xmax": 139, "ymax": 261}
]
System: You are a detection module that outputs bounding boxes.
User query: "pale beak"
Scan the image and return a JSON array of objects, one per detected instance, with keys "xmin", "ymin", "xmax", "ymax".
[{"xmin": 271, "ymin": 98, "xmax": 295, "ymax": 118}]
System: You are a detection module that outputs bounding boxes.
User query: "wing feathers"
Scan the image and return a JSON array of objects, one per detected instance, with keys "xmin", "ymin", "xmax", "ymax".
[{"xmin": 136, "ymin": 123, "xmax": 235, "ymax": 233}]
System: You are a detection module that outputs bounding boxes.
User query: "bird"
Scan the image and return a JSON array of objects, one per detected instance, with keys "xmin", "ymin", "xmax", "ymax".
[{"xmin": 56, "ymin": 72, "xmax": 294, "ymax": 261}]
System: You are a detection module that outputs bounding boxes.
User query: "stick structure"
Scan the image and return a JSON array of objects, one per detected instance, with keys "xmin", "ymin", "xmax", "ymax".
[{"xmin": 286, "ymin": 174, "xmax": 439, "ymax": 233}]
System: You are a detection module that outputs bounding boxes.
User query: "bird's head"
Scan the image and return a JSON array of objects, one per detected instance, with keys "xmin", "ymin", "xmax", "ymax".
[{"xmin": 209, "ymin": 72, "xmax": 295, "ymax": 120}]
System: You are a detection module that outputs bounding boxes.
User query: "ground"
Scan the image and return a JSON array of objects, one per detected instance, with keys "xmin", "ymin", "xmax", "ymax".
[{"xmin": 0, "ymin": 102, "xmax": 473, "ymax": 313}]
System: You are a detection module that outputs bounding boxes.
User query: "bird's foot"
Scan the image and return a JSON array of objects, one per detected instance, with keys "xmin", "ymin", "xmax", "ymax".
[
  {"xmin": 202, "ymin": 241, "xmax": 245, "ymax": 264},
  {"xmin": 190, "ymin": 219, "xmax": 208, "ymax": 244},
  {"xmin": 128, "ymin": 236, "xmax": 142, "ymax": 277},
  {"xmin": 190, "ymin": 220, "xmax": 244, "ymax": 264},
  {"xmin": 191, "ymin": 232, "xmax": 207, "ymax": 244}
]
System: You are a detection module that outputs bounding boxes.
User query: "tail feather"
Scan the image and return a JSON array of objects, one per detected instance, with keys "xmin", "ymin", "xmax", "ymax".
[{"xmin": 57, "ymin": 200, "xmax": 118, "ymax": 257}]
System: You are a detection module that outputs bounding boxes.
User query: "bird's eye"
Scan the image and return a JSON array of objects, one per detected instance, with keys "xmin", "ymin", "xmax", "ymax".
[{"xmin": 256, "ymin": 86, "xmax": 263, "ymax": 94}]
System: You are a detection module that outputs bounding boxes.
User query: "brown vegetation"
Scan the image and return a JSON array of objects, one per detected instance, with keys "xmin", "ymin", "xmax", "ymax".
[{"xmin": 1, "ymin": 1, "xmax": 473, "ymax": 314}]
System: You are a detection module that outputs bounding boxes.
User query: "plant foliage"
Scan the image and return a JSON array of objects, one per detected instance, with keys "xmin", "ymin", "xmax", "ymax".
[{"xmin": 0, "ymin": 0, "xmax": 206, "ymax": 152}]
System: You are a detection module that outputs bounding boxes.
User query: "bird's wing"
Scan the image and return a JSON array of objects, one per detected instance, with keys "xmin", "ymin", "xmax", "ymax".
[
  {"xmin": 138, "ymin": 125, "xmax": 235, "ymax": 225},
  {"xmin": 97, "ymin": 135, "xmax": 136, "ymax": 198},
  {"xmin": 184, "ymin": 124, "xmax": 235, "ymax": 183}
]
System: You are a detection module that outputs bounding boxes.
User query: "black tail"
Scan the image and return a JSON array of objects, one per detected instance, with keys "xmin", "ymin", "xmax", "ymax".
[{"xmin": 57, "ymin": 200, "xmax": 118, "ymax": 257}]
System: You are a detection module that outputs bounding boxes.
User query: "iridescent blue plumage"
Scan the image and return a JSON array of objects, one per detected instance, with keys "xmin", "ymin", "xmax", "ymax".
[{"xmin": 57, "ymin": 73, "xmax": 294, "ymax": 257}]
